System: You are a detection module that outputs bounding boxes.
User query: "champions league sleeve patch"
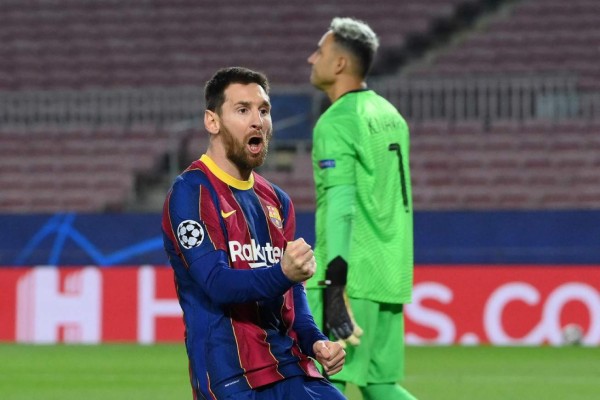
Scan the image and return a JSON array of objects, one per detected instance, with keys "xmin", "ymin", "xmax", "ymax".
[
  {"xmin": 318, "ymin": 159, "xmax": 336, "ymax": 169},
  {"xmin": 176, "ymin": 220, "xmax": 205, "ymax": 249}
]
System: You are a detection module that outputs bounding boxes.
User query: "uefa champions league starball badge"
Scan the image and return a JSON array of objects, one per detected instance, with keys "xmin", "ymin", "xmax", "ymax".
[{"xmin": 177, "ymin": 220, "xmax": 204, "ymax": 249}]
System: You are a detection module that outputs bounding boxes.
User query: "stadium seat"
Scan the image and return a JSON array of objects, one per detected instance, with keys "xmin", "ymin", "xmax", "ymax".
[
  {"xmin": 1, "ymin": 0, "xmax": 599, "ymax": 212},
  {"xmin": 410, "ymin": 0, "xmax": 600, "ymax": 90},
  {"xmin": 0, "ymin": 0, "xmax": 468, "ymax": 88}
]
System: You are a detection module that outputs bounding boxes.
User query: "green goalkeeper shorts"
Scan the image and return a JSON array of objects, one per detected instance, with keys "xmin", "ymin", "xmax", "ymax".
[{"xmin": 307, "ymin": 289, "xmax": 406, "ymax": 387}]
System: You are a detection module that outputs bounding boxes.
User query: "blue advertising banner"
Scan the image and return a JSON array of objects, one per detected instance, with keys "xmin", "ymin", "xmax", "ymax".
[
  {"xmin": 1, "ymin": 210, "xmax": 599, "ymax": 266},
  {"xmin": 414, "ymin": 210, "xmax": 600, "ymax": 264},
  {"xmin": 1, "ymin": 213, "xmax": 166, "ymax": 266}
]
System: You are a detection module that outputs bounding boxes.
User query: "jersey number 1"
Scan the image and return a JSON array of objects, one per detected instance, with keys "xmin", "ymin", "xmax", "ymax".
[{"xmin": 388, "ymin": 143, "xmax": 410, "ymax": 213}]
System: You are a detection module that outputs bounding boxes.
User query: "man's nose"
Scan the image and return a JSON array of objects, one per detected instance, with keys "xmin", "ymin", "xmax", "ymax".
[{"xmin": 250, "ymin": 110, "xmax": 264, "ymax": 130}]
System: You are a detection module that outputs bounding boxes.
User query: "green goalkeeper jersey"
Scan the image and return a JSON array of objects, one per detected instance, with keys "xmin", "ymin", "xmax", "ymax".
[{"xmin": 308, "ymin": 89, "xmax": 414, "ymax": 304}]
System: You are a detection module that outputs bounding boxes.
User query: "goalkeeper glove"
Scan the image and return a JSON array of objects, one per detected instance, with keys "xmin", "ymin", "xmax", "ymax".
[{"xmin": 323, "ymin": 256, "xmax": 363, "ymax": 346}]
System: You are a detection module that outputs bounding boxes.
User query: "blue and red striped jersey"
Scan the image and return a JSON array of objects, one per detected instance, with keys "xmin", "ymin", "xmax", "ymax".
[{"xmin": 162, "ymin": 155, "xmax": 325, "ymax": 399}]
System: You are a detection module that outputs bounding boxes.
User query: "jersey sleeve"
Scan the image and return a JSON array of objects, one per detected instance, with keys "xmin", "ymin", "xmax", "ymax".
[
  {"xmin": 291, "ymin": 283, "xmax": 328, "ymax": 357},
  {"xmin": 324, "ymin": 184, "xmax": 355, "ymax": 265},
  {"xmin": 313, "ymin": 116, "xmax": 357, "ymax": 189},
  {"xmin": 163, "ymin": 178, "xmax": 221, "ymax": 266},
  {"xmin": 189, "ymin": 250, "xmax": 295, "ymax": 305}
]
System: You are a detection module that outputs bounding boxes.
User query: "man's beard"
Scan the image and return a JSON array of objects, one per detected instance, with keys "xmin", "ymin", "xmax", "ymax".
[{"xmin": 221, "ymin": 124, "xmax": 270, "ymax": 173}]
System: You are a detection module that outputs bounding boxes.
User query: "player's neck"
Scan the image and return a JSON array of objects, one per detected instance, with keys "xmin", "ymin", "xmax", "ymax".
[
  {"xmin": 205, "ymin": 148, "xmax": 252, "ymax": 181},
  {"xmin": 328, "ymin": 79, "xmax": 366, "ymax": 103}
]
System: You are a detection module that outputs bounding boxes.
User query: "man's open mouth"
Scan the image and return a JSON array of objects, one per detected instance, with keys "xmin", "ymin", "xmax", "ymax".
[{"xmin": 248, "ymin": 136, "xmax": 263, "ymax": 154}]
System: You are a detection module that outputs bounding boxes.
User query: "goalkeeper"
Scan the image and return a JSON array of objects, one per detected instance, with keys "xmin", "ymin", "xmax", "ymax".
[{"xmin": 306, "ymin": 17, "xmax": 417, "ymax": 400}]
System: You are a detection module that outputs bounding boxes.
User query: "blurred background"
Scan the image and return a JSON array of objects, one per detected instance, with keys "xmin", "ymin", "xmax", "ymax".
[{"xmin": 0, "ymin": 0, "xmax": 599, "ymax": 347}]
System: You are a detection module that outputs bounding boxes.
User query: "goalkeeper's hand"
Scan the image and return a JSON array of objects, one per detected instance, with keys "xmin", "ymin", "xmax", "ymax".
[
  {"xmin": 323, "ymin": 257, "xmax": 363, "ymax": 347},
  {"xmin": 338, "ymin": 291, "xmax": 363, "ymax": 348}
]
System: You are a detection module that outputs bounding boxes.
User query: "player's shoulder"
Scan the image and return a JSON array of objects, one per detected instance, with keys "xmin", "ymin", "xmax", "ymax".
[
  {"xmin": 315, "ymin": 105, "xmax": 360, "ymax": 136},
  {"xmin": 361, "ymin": 89, "xmax": 400, "ymax": 112},
  {"xmin": 169, "ymin": 163, "xmax": 214, "ymax": 198},
  {"xmin": 319, "ymin": 90, "xmax": 381, "ymax": 125},
  {"xmin": 253, "ymin": 172, "xmax": 292, "ymax": 206},
  {"xmin": 363, "ymin": 92, "xmax": 408, "ymax": 127}
]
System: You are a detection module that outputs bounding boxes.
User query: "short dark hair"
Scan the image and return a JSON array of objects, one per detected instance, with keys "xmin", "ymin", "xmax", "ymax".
[
  {"xmin": 330, "ymin": 17, "xmax": 380, "ymax": 78},
  {"xmin": 204, "ymin": 67, "xmax": 270, "ymax": 114}
]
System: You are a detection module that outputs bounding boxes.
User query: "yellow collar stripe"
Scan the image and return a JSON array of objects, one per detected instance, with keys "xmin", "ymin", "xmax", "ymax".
[{"xmin": 200, "ymin": 154, "xmax": 254, "ymax": 190}]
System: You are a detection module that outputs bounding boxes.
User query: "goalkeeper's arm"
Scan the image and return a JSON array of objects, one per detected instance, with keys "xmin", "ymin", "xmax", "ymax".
[{"xmin": 321, "ymin": 184, "xmax": 363, "ymax": 346}]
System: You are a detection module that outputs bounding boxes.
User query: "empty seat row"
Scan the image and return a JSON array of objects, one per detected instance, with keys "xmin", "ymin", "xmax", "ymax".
[
  {"xmin": 0, "ymin": 129, "xmax": 170, "ymax": 212},
  {"xmin": 410, "ymin": 0, "xmax": 600, "ymax": 90},
  {"xmin": 0, "ymin": 0, "xmax": 466, "ymax": 89}
]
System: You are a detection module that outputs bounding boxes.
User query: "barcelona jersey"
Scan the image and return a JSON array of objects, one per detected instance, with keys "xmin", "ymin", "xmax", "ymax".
[{"xmin": 162, "ymin": 155, "xmax": 324, "ymax": 399}]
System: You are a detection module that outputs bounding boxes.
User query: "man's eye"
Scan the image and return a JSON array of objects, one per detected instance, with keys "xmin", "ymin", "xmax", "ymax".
[
  {"xmin": 260, "ymin": 109, "xmax": 270, "ymax": 116},
  {"xmin": 238, "ymin": 108, "xmax": 248, "ymax": 114}
]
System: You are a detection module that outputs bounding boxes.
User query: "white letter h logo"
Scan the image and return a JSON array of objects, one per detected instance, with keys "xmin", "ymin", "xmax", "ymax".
[{"xmin": 16, "ymin": 268, "xmax": 102, "ymax": 343}]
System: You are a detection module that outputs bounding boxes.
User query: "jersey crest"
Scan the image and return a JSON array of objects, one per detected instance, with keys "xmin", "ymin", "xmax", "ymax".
[{"xmin": 267, "ymin": 205, "xmax": 283, "ymax": 228}]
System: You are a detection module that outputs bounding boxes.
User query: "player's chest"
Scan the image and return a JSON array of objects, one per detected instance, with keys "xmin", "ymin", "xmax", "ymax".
[{"xmin": 219, "ymin": 193, "xmax": 286, "ymax": 269}]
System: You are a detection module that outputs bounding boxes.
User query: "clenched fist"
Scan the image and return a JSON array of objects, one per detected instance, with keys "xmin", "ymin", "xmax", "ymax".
[
  {"xmin": 281, "ymin": 238, "xmax": 316, "ymax": 282},
  {"xmin": 313, "ymin": 340, "xmax": 346, "ymax": 376}
]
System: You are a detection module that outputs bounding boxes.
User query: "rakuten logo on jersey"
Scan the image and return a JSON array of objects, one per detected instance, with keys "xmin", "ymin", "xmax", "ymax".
[{"xmin": 228, "ymin": 239, "xmax": 283, "ymax": 268}]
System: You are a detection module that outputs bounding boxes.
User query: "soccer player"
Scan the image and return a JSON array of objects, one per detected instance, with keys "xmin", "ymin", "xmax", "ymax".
[
  {"xmin": 306, "ymin": 18, "xmax": 418, "ymax": 400},
  {"xmin": 162, "ymin": 67, "xmax": 346, "ymax": 400}
]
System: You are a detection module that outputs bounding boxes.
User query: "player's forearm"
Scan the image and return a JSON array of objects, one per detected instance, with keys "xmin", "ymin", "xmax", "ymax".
[
  {"xmin": 291, "ymin": 284, "xmax": 328, "ymax": 357},
  {"xmin": 190, "ymin": 250, "xmax": 294, "ymax": 305},
  {"xmin": 325, "ymin": 184, "xmax": 356, "ymax": 264}
]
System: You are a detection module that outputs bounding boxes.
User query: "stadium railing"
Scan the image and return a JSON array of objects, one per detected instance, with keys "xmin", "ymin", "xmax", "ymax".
[{"xmin": 2, "ymin": 75, "xmax": 598, "ymax": 133}]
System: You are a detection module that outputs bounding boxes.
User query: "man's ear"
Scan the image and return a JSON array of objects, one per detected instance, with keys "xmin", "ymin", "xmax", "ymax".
[
  {"xmin": 334, "ymin": 55, "xmax": 347, "ymax": 75},
  {"xmin": 204, "ymin": 110, "xmax": 220, "ymax": 135}
]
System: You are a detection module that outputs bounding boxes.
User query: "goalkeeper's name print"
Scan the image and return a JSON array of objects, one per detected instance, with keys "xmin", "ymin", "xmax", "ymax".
[{"xmin": 366, "ymin": 115, "xmax": 403, "ymax": 135}]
